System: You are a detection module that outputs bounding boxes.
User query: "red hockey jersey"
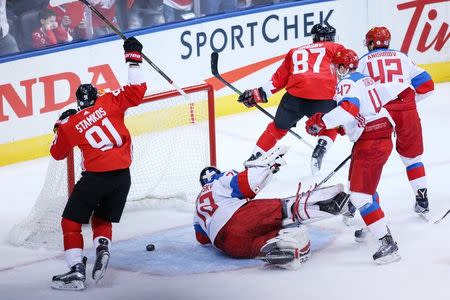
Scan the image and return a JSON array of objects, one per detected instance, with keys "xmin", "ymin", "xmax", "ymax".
[
  {"xmin": 50, "ymin": 83, "xmax": 147, "ymax": 172},
  {"xmin": 264, "ymin": 42, "xmax": 344, "ymax": 100}
]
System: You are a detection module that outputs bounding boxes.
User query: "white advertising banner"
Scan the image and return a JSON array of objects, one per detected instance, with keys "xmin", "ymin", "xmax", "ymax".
[{"xmin": 0, "ymin": 0, "xmax": 448, "ymax": 163}]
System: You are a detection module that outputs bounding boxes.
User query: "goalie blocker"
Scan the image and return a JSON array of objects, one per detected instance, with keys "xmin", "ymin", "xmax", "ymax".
[{"xmin": 194, "ymin": 146, "xmax": 349, "ymax": 269}]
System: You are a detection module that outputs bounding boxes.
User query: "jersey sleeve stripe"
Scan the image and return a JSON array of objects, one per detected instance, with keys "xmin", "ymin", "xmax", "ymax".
[
  {"xmin": 230, "ymin": 175, "xmax": 245, "ymax": 199},
  {"xmin": 237, "ymin": 170, "xmax": 256, "ymax": 199},
  {"xmin": 411, "ymin": 71, "xmax": 432, "ymax": 89},
  {"xmin": 338, "ymin": 97, "xmax": 360, "ymax": 117}
]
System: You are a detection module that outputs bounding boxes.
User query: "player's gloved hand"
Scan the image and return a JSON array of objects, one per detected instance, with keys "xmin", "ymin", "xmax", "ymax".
[
  {"xmin": 53, "ymin": 109, "xmax": 77, "ymax": 133},
  {"xmin": 123, "ymin": 36, "xmax": 143, "ymax": 64},
  {"xmin": 337, "ymin": 125, "xmax": 346, "ymax": 136},
  {"xmin": 238, "ymin": 87, "xmax": 268, "ymax": 108},
  {"xmin": 305, "ymin": 113, "xmax": 326, "ymax": 136}
]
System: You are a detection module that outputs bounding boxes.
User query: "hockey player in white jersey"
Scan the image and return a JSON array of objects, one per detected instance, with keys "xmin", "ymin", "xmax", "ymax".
[
  {"xmin": 357, "ymin": 26, "xmax": 434, "ymax": 216},
  {"xmin": 194, "ymin": 145, "xmax": 350, "ymax": 269},
  {"xmin": 305, "ymin": 48, "xmax": 402, "ymax": 264}
]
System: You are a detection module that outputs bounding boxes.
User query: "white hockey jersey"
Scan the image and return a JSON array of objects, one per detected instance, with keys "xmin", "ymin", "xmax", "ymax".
[
  {"xmin": 193, "ymin": 167, "xmax": 274, "ymax": 247},
  {"xmin": 323, "ymin": 72, "xmax": 404, "ymax": 142},
  {"xmin": 356, "ymin": 49, "xmax": 434, "ymax": 108}
]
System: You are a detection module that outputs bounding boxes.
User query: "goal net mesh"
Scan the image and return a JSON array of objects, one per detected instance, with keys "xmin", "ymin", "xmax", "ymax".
[{"xmin": 9, "ymin": 84, "xmax": 215, "ymax": 249}]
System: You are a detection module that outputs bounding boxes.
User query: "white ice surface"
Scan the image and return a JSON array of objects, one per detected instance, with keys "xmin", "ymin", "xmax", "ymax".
[{"xmin": 0, "ymin": 83, "xmax": 449, "ymax": 300}]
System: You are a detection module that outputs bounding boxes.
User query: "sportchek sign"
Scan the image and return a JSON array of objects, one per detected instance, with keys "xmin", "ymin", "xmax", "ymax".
[{"xmin": 0, "ymin": 0, "xmax": 448, "ymax": 164}]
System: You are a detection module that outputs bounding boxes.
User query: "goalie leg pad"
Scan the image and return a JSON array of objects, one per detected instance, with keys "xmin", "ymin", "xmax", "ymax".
[
  {"xmin": 258, "ymin": 226, "xmax": 311, "ymax": 269},
  {"xmin": 287, "ymin": 184, "xmax": 348, "ymax": 223}
]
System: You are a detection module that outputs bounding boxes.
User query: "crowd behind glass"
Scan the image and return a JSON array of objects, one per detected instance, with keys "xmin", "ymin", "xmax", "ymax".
[{"xmin": 0, "ymin": 0, "xmax": 302, "ymax": 58}]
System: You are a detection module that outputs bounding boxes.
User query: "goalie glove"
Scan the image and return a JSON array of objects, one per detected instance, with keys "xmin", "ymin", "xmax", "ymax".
[
  {"xmin": 53, "ymin": 109, "xmax": 77, "ymax": 133},
  {"xmin": 305, "ymin": 113, "xmax": 326, "ymax": 136},
  {"xmin": 244, "ymin": 145, "xmax": 288, "ymax": 173},
  {"xmin": 124, "ymin": 36, "xmax": 143, "ymax": 64},
  {"xmin": 238, "ymin": 87, "xmax": 268, "ymax": 108}
]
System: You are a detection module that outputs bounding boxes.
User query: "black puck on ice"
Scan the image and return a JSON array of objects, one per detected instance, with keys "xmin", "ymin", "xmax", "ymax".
[{"xmin": 146, "ymin": 243, "xmax": 155, "ymax": 251}]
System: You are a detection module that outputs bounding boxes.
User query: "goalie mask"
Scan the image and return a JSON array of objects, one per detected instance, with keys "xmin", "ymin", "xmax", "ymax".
[
  {"xmin": 76, "ymin": 84, "xmax": 98, "ymax": 110},
  {"xmin": 199, "ymin": 166, "xmax": 221, "ymax": 186}
]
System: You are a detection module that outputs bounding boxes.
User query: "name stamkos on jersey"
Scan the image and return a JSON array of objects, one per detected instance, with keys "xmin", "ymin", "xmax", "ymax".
[
  {"xmin": 298, "ymin": 43, "xmax": 325, "ymax": 50},
  {"xmin": 75, "ymin": 107, "xmax": 107, "ymax": 133}
]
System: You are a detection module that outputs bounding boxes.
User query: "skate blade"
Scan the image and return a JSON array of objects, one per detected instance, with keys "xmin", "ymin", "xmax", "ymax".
[
  {"xmin": 374, "ymin": 252, "xmax": 401, "ymax": 265},
  {"xmin": 51, "ymin": 280, "xmax": 85, "ymax": 291},
  {"xmin": 93, "ymin": 253, "xmax": 110, "ymax": 284},
  {"xmin": 417, "ymin": 212, "xmax": 429, "ymax": 222}
]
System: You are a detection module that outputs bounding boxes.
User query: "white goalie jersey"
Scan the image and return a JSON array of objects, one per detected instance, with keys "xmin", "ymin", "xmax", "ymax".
[
  {"xmin": 193, "ymin": 167, "xmax": 275, "ymax": 246},
  {"xmin": 323, "ymin": 72, "xmax": 405, "ymax": 142}
]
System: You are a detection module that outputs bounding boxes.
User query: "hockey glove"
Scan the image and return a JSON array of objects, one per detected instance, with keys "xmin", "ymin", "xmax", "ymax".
[
  {"xmin": 238, "ymin": 87, "xmax": 268, "ymax": 108},
  {"xmin": 124, "ymin": 36, "xmax": 143, "ymax": 64},
  {"xmin": 337, "ymin": 125, "xmax": 346, "ymax": 136},
  {"xmin": 53, "ymin": 109, "xmax": 77, "ymax": 133},
  {"xmin": 305, "ymin": 113, "xmax": 326, "ymax": 136}
]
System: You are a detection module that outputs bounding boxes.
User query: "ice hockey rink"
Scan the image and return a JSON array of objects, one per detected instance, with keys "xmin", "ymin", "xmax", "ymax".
[{"xmin": 0, "ymin": 83, "xmax": 449, "ymax": 300}]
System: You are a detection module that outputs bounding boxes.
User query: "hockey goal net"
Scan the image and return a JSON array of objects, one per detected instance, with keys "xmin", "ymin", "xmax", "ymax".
[{"xmin": 9, "ymin": 83, "xmax": 216, "ymax": 249}]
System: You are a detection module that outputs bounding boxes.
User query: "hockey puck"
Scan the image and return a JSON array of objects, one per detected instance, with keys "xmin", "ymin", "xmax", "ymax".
[{"xmin": 146, "ymin": 244, "xmax": 155, "ymax": 251}]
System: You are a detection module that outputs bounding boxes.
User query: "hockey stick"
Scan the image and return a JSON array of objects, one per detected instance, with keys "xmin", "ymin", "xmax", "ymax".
[
  {"xmin": 210, "ymin": 52, "xmax": 314, "ymax": 150},
  {"xmin": 50, "ymin": 0, "xmax": 188, "ymax": 99},
  {"xmin": 314, "ymin": 154, "xmax": 351, "ymax": 190},
  {"xmin": 434, "ymin": 209, "xmax": 450, "ymax": 224}
]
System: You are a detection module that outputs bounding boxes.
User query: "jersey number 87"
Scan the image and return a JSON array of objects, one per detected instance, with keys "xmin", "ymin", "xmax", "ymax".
[{"xmin": 292, "ymin": 48, "xmax": 326, "ymax": 74}]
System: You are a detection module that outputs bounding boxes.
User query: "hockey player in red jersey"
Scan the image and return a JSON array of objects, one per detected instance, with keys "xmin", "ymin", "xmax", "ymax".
[
  {"xmin": 194, "ymin": 146, "xmax": 350, "ymax": 269},
  {"xmin": 50, "ymin": 36, "xmax": 147, "ymax": 290},
  {"xmin": 357, "ymin": 26, "xmax": 434, "ymax": 217},
  {"xmin": 237, "ymin": 24, "xmax": 344, "ymax": 174}
]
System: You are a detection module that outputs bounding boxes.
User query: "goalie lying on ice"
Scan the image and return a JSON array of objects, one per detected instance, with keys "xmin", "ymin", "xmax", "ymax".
[{"xmin": 193, "ymin": 146, "xmax": 350, "ymax": 269}]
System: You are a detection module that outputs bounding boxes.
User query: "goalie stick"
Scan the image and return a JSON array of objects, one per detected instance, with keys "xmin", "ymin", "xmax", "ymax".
[
  {"xmin": 210, "ymin": 52, "xmax": 314, "ymax": 150},
  {"xmin": 49, "ymin": 0, "xmax": 188, "ymax": 100}
]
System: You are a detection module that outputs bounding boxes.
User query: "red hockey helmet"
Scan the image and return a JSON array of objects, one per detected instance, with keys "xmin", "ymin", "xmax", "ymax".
[
  {"xmin": 365, "ymin": 26, "xmax": 391, "ymax": 49},
  {"xmin": 333, "ymin": 48, "xmax": 359, "ymax": 70}
]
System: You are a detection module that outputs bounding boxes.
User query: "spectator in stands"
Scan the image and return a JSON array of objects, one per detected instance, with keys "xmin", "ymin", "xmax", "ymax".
[
  {"xmin": 127, "ymin": 0, "xmax": 164, "ymax": 30},
  {"xmin": 0, "ymin": 0, "xmax": 19, "ymax": 56},
  {"xmin": 31, "ymin": 8, "xmax": 72, "ymax": 49},
  {"xmin": 200, "ymin": 0, "xmax": 238, "ymax": 15},
  {"xmin": 91, "ymin": 0, "xmax": 118, "ymax": 37},
  {"xmin": 163, "ymin": 0, "xmax": 193, "ymax": 23},
  {"xmin": 48, "ymin": 1, "xmax": 91, "ymax": 41}
]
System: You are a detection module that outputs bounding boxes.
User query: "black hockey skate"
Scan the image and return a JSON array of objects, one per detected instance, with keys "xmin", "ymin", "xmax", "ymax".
[
  {"xmin": 318, "ymin": 192, "xmax": 350, "ymax": 215},
  {"xmin": 311, "ymin": 139, "xmax": 327, "ymax": 174},
  {"xmin": 92, "ymin": 238, "xmax": 110, "ymax": 283},
  {"xmin": 373, "ymin": 230, "xmax": 400, "ymax": 264},
  {"xmin": 414, "ymin": 188, "xmax": 429, "ymax": 214},
  {"xmin": 51, "ymin": 256, "xmax": 87, "ymax": 290},
  {"xmin": 244, "ymin": 151, "xmax": 262, "ymax": 167}
]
